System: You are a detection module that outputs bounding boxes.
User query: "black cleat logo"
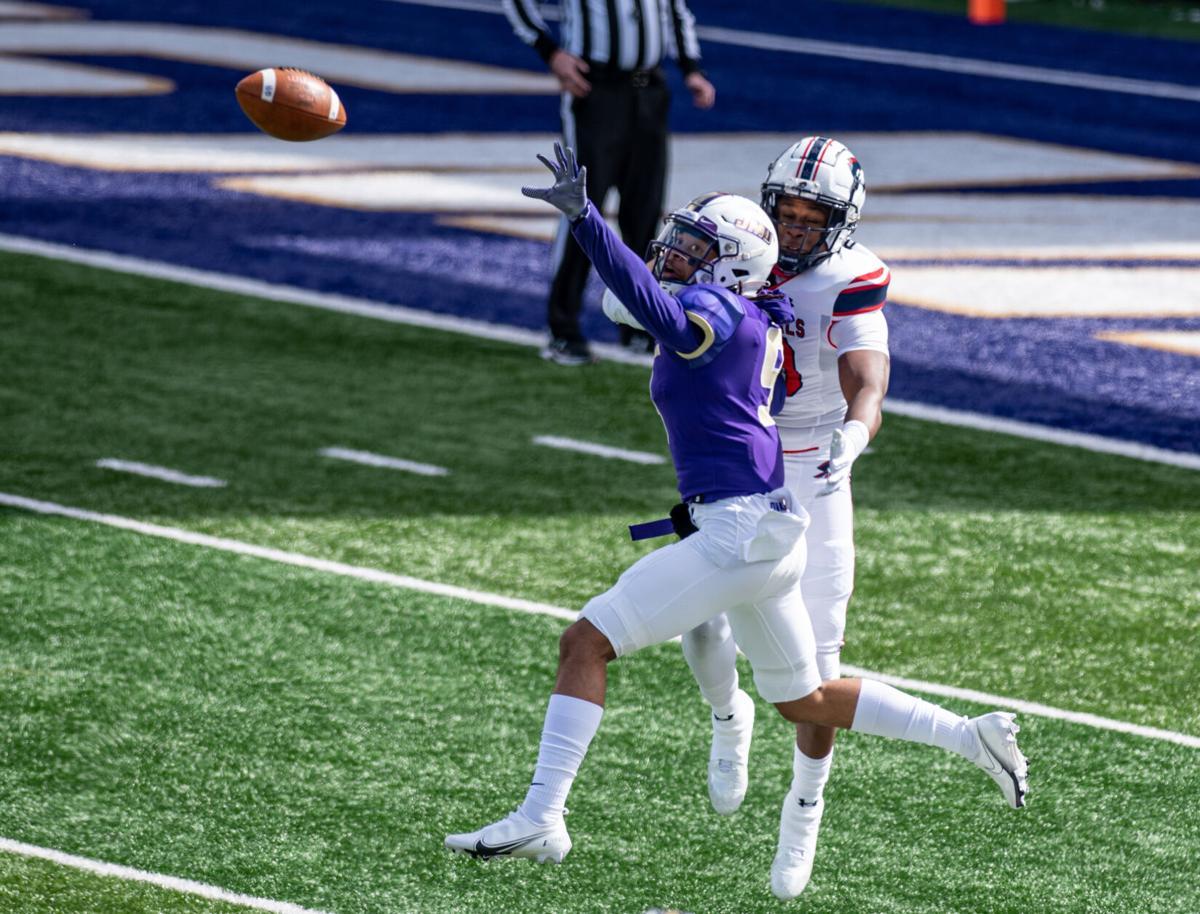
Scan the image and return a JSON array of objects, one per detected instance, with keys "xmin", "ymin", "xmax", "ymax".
[{"xmin": 471, "ymin": 834, "xmax": 547, "ymax": 859}]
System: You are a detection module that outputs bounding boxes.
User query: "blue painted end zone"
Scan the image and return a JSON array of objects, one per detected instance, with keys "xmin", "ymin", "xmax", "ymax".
[{"xmin": 1, "ymin": 1, "xmax": 1197, "ymax": 457}]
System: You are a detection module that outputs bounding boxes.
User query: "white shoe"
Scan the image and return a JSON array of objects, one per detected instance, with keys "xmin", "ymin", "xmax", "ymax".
[
  {"xmin": 770, "ymin": 788, "xmax": 824, "ymax": 900},
  {"xmin": 708, "ymin": 688, "xmax": 755, "ymax": 815},
  {"xmin": 444, "ymin": 809, "xmax": 572, "ymax": 863},
  {"xmin": 969, "ymin": 711, "xmax": 1029, "ymax": 808}
]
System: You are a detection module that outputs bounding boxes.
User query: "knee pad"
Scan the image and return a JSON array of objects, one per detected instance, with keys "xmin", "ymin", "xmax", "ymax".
[
  {"xmin": 751, "ymin": 659, "xmax": 823, "ymax": 705},
  {"xmin": 815, "ymin": 647, "xmax": 842, "ymax": 682},
  {"xmin": 580, "ymin": 590, "xmax": 639, "ymax": 658},
  {"xmin": 681, "ymin": 614, "xmax": 732, "ymax": 652},
  {"xmin": 803, "ymin": 536, "xmax": 854, "ymax": 665}
]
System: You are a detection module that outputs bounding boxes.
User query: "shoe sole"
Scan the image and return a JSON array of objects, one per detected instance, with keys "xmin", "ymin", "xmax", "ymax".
[
  {"xmin": 445, "ymin": 838, "xmax": 570, "ymax": 864},
  {"xmin": 447, "ymin": 845, "xmax": 568, "ymax": 864},
  {"xmin": 539, "ymin": 348, "xmax": 594, "ymax": 366}
]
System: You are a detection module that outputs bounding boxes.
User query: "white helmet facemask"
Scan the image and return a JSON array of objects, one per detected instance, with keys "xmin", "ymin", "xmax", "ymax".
[
  {"xmin": 760, "ymin": 136, "xmax": 866, "ymax": 274},
  {"xmin": 648, "ymin": 192, "xmax": 779, "ymax": 296}
]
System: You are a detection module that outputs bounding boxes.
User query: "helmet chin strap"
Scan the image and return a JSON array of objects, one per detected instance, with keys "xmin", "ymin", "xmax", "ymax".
[{"xmin": 778, "ymin": 245, "xmax": 833, "ymax": 274}]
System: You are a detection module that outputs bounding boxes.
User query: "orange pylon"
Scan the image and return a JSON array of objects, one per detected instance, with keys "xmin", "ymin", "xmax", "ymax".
[{"xmin": 968, "ymin": 0, "xmax": 1005, "ymax": 24}]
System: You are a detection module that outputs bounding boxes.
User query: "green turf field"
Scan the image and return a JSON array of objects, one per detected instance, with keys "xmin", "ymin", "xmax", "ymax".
[
  {"xmin": 2, "ymin": 250, "xmax": 1199, "ymax": 914},
  {"xmin": 855, "ymin": 0, "xmax": 1200, "ymax": 43}
]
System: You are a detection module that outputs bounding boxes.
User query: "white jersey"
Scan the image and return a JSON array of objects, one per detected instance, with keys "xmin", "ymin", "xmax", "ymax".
[{"xmin": 770, "ymin": 240, "xmax": 890, "ymax": 449}]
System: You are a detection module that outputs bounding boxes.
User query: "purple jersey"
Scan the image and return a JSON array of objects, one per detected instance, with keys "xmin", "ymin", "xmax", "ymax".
[{"xmin": 571, "ymin": 206, "xmax": 795, "ymax": 502}]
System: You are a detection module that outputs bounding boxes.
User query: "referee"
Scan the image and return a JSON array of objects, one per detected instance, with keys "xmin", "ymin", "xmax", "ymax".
[{"xmin": 503, "ymin": 0, "xmax": 716, "ymax": 365}]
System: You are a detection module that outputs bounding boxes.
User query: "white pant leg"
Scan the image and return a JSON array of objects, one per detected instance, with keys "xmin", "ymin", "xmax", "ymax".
[
  {"xmin": 681, "ymin": 612, "xmax": 740, "ymax": 712},
  {"xmin": 582, "ymin": 533, "xmax": 779, "ymax": 656},
  {"xmin": 785, "ymin": 445, "xmax": 856, "ymax": 681},
  {"xmin": 583, "ymin": 495, "xmax": 820, "ymax": 703},
  {"xmin": 725, "ymin": 545, "xmax": 822, "ymax": 704}
]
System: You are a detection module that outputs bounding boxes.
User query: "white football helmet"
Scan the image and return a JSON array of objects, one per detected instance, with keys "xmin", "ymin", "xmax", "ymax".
[
  {"xmin": 648, "ymin": 192, "xmax": 778, "ymax": 296},
  {"xmin": 760, "ymin": 137, "xmax": 866, "ymax": 273}
]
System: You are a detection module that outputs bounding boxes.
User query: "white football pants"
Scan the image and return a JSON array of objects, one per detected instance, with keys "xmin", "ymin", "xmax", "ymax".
[
  {"xmin": 682, "ymin": 434, "xmax": 855, "ymax": 697},
  {"xmin": 581, "ymin": 492, "xmax": 823, "ymax": 704}
]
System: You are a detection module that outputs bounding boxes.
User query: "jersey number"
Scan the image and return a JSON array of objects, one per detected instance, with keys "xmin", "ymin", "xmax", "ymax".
[
  {"xmin": 757, "ymin": 326, "xmax": 784, "ymax": 428},
  {"xmin": 781, "ymin": 339, "xmax": 803, "ymax": 395}
]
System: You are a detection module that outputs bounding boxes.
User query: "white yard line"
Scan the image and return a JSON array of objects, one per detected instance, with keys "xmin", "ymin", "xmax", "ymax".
[
  {"xmin": 387, "ymin": 0, "xmax": 1200, "ymax": 103},
  {"xmin": 319, "ymin": 446, "xmax": 448, "ymax": 476},
  {"xmin": 0, "ymin": 233, "xmax": 651, "ymax": 367},
  {"xmin": 2, "ymin": 489, "xmax": 1196, "ymax": 749},
  {"xmin": 885, "ymin": 400, "xmax": 1200, "ymax": 471},
  {"xmin": 0, "ymin": 838, "xmax": 332, "ymax": 914},
  {"xmin": 1, "ymin": 232, "xmax": 1196, "ymax": 471},
  {"xmin": 0, "ymin": 491, "xmax": 574, "ymax": 621},
  {"xmin": 95, "ymin": 458, "xmax": 227, "ymax": 488},
  {"xmin": 532, "ymin": 435, "xmax": 666, "ymax": 465},
  {"xmin": 839, "ymin": 666, "xmax": 1199, "ymax": 748}
]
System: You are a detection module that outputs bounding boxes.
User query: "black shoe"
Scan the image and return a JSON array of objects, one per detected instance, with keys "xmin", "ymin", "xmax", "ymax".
[{"xmin": 540, "ymin": 337, "xmax": 595, "ymax": 366}]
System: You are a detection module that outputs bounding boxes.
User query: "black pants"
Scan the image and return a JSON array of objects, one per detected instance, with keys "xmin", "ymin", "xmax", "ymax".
[{"xmin": 548, "ymin": 68, "xmax": 670, "ymax": 342}]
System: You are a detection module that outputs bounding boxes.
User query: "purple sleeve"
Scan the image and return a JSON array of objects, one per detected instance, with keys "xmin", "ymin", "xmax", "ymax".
[{"xmin": 570, "ymin": 205, "xmax": 699, "ymax": 352}]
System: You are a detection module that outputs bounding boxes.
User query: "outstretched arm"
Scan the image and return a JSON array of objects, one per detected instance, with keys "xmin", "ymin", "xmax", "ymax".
[{"xmin": 522, "ymin": 144, "xmax": 698, "ymax": 352}]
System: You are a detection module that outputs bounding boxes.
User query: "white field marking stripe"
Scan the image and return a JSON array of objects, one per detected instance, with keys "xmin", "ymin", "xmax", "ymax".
[
  {"xmin": 533, "ymin": 435, "xmax": 666, "ymax": 465},
  {"xmin": 696, "ymin": 26, "xmax": 1200, "ymax": 104},
  {"xmin": 95, "ymin": 458, "xmax": 227, "ymax": 488},
  {"xmin": 386, "ymin": 0, "xmax": 1200, "ymax": 103},
  {"xmin": 1, "ymin": 232, "xmax": 1195, "ymax": 470},
  {"xmin": 0, "ymin": 233, "xmax": 649, "ymax": 369},
  {"xmin": 2, "ymin": 489, "xmax": 1197, "ymax": 749},
  {"xmin": 0, "ymin": 837, "xmax": 332, "ymax": 914},
  {"xmin": 885, "ymin": 399, "xmax": 1200, "ymax": 471},
  {"xmin": 319, "ymin": 446, "xmax": 448, "ymax": 476},
  {"xmin": 0, "ymin": 491, "xmax": 575, "ymax": 622},
  {"xmin": 840, "ymin": 665, "xmax": 1200, "ymax": 749}
]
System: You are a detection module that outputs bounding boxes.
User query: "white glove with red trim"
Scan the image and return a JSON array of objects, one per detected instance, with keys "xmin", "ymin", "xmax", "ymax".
[{"xmin": 815, "ymin": 420, "xmax": 870, "ymax": 496}]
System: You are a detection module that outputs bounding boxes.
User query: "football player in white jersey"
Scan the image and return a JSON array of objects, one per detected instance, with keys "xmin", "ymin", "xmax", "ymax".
[
  {"xmin": 604, "ymin": 136, "xmax": 895, "ymax": 897},
  {"xmin": 692, "ymin": 137, "xmax": 889, "ymax": 896}
]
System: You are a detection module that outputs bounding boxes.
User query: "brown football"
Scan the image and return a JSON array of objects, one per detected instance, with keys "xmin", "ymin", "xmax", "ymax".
[{"xmin": 235, "ymin": 67, "xmax": 347, "ymax": 142}]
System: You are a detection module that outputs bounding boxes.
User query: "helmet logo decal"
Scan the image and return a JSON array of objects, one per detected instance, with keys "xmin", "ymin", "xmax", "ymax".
[{"xmin": 728, "ymin": 216, "xmax": 773, "ymax": 244}]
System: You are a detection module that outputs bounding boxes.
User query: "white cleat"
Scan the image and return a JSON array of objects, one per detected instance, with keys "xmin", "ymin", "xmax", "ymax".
[
  {"xmin": 969, "ymin": 711, "xmax": 1029, "ymax": 809},
  {"xmin": 444, "ymin": 809, "xmax": 571, "ymax": 863},
  {"xmin": 708, "ymin": 688, "xmax": 756, "ymax": 815},
  {"xmin": 770, "ymin": 788, "xmax": 824, "ymax": 900}
]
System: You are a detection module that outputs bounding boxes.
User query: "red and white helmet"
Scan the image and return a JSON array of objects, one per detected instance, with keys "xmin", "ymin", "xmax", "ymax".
[
  {"xmin": 760, "ymin": 137, "xmax": 866, "ymax": 273},
  {"xmin": 648, "ymin": 192, "xmax": 779, "ymax": 295}
]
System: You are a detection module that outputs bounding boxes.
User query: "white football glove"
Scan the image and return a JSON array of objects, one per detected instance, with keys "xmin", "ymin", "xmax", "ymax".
[
  {"xmin": 520, "ymin": 142, "xmax": 589, "ymax": 221},
  {"xmin": 815, "ymin": 420, "xmax": 870, "ymax": 496}
]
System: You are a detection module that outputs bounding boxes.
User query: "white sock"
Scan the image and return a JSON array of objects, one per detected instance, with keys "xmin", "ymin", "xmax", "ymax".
[
  {"xmin": 519, "ymin": 693, "xmax": 604, "ymax": 826},
  {"xmin": 850, "ymin": 679, "xmax": 980, "ymax": 760},
  {"xmin": 793, "ymin": 745, "xmax": 833, "ymax": 807},
  {"xmin": 681, "ymin": 615, "xmax": 740, "ymax": 718}
]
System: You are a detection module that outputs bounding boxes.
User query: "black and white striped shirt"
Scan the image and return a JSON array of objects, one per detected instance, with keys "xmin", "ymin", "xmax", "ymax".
[{"xmin": 503, "ymin": 0, "xmax": 703, "ymax": 75}]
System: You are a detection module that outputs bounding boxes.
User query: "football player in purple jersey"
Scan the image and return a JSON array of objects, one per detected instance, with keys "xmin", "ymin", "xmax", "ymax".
[
  {"xmin": 610, "ymin": 137, "xmax": 897, "ymax": 897},
  {"xmin": 445, "ymin": 145, "xmax": 1028, "ymax": 896}
]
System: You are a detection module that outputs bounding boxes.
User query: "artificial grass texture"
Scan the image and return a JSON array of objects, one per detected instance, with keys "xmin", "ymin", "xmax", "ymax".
[
  {"xmin": 2, "ymin": 517, "xmax": 1199, "ymax": 914},
  {"xmin": 2, "ymin": 249, "xmax": 1199, "ymax": 911},
  {"xmin": 0, "ymin": 853, "xmax": 261, "ymax": 914},
  {"xmin": 2, "ymin": 250, "xmax": 1197, "ymax": 726}
]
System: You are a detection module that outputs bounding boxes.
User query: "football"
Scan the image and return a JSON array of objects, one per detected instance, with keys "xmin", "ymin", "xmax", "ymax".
[{"xmin": 235, "ymin": 67, "xmax": 347, "ymax": 142}]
